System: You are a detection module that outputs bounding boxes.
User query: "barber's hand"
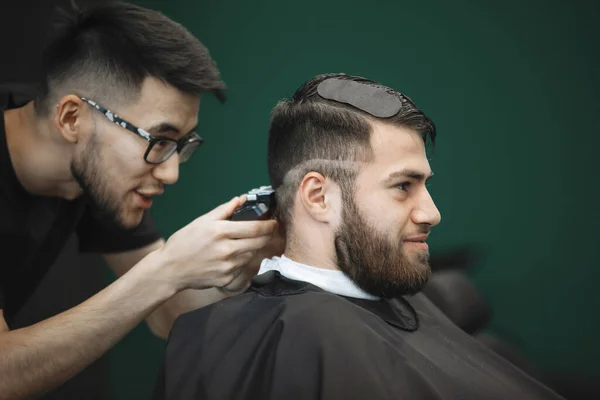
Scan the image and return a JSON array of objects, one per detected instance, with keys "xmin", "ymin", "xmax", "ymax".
[
  {"xmin": 217, "ymin": 221, "xmax": 286, "ymax": 294},
  {"xmin": 155, "ymin": 195, "xmax": 278, "ymax": 292}
]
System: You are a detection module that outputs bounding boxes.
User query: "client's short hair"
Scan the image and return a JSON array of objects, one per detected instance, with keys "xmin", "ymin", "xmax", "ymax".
[{"xmin": 267, "ymin": 73, "xmax": 436, "ymax": 234}]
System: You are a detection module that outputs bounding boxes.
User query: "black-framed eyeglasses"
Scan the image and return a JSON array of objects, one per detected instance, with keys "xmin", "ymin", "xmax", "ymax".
[{"xmin": 79, "ymin": 96, "xmax": 203, "ymax": 164}]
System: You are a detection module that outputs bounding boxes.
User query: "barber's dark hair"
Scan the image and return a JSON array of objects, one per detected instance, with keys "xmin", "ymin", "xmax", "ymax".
[
  {"xmin": 267, "ymin": 73, "xmax": 436, "ymax": 234},
  {"xmin": 35, "ymin": 0, "xmax": 226, "ymax": 116}
]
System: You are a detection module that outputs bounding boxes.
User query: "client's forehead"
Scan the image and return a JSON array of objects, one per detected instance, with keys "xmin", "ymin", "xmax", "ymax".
[{"xmin": 364, "ymin": 121, "xmax": 431, "ymax": 177}]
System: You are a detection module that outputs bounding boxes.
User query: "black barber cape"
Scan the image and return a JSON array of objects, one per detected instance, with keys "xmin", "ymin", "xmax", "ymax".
[{"xmin": 154, "ymin": 271, "xmax": 564, "ymax": 400}]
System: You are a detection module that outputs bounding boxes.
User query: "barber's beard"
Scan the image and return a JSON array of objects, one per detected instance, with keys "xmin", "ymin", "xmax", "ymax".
[
  {"xmin": 334, "ymin": 196, "xmax": 431, "ymax": 298},
  {"xmin": 70, "ymin": 134, "xmax": 126, "ymax": 229}
]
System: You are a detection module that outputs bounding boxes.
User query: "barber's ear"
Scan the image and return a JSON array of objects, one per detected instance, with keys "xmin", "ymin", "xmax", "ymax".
[
  {"xmin": 298, "ymin": 172, "xmax": 340, "ymax": 223},
  {"xmin": 54, "ymin": 95, "xmax": 88, "ymax": 144}
]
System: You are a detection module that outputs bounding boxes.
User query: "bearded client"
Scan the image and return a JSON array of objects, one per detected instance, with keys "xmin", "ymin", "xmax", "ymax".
[{"xmin": 152, "ymin": 74, "xmax": 565, "ymax": 400}]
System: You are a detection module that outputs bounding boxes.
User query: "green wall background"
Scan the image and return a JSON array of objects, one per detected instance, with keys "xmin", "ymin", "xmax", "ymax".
[{"xmin": 110, "ymin": 0, "xmax": 600, "ymax": 397}]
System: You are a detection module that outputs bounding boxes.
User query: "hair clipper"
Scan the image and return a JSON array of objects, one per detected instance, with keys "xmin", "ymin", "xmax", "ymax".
[{"xmin": 230, "ymin": 186, "xmax": 276, "ymax": 221}]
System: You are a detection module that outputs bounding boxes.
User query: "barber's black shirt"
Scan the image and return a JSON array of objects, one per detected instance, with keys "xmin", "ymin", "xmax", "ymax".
[{"xmin": 0, "ymin": 87, "xmax": 161, "ymax": 326}]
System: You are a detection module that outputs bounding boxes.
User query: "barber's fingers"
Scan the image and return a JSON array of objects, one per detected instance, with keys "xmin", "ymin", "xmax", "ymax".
[
  {"xmin": 213, "ymin": 252, "xmax": 254, "ymax": 286},
  {"xmin": 221, "ymin": 219, "xmax": 278, "ymax": 239},
  {"xmin": 204, "ymin": 194, "xmax": 249, "ymax": 221},
  {"xmin": 228, "ymin": 234, "xmax": 274, "ymax": 257},
  {"xmin": 218, "ymin": 250, "xmax": 266, "ymax": 293}
]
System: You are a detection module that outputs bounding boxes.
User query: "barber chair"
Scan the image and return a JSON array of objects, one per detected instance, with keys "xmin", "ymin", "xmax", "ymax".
[
  {"xmin": 421, "ymin": 268, "xmax": 552, "ymax": 389},
  {"xmin": 422, "ymin": 261, "xmax": 600, "ymax": 400},
  {"xmin": 421, "ymin": 269, "xmax": 492, "ymax": 335}
]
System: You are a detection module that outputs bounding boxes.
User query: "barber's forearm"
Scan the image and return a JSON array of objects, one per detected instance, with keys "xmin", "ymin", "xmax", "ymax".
[
  {"xmin": 0, "ymin": 253, "xmax": 174, "ymax": 400},
  {"xmin": 146, "ymin": 287, "xmax": 231, "ymax": 339},
  {"xmin": 145, "ymin": 259, "xmax": 260, "ymax": 339}
]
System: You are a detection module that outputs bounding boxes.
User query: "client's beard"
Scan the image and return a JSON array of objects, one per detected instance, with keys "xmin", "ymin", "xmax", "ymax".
[{"xmin": 334, "ymin": 196, "xmax": 431, "ymax": 298}]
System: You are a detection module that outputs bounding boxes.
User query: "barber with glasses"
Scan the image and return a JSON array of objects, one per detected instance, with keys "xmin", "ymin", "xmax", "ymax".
[
  {"xmin": 0, "ymin": 3, "xmax": 284, "ymax": 399},
  {"xmin": 0, "ymin": 87, "xmax": 283, "ymax": 397},
  {"xmin": 80, "ymin": 97, "xmax": 204, "ymax": 165}
]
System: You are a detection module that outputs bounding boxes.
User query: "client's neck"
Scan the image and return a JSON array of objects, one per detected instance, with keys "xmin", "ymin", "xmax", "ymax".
[{"xmin": 284, "ymin": 234, "xmax": 339, "ymax": 271}]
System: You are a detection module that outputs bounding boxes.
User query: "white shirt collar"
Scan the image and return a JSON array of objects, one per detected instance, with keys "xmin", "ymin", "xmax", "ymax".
[{"xmin": 257, "ymin": 255, "xmax": 380, "ymax": 300}]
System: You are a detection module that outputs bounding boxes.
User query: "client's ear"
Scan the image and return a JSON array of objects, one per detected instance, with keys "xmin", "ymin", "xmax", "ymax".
[{"xmin": 298, "ymin": 172, "xmax": 341, "ymax": 224}]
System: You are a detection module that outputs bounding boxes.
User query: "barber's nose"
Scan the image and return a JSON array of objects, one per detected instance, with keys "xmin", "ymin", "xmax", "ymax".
[
  {"xmin": 152, "ymin": 153, "xmax": 180, "ymax": 185},
  {"xmin": 412, "ymin": 189, "xmax": 441, "ymax": 227}
]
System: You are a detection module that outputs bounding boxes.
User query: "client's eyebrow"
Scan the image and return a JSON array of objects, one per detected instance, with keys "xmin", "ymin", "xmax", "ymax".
[{"xmin": 385, "ymin": 169, "xmax": 434, "ymax": 183}]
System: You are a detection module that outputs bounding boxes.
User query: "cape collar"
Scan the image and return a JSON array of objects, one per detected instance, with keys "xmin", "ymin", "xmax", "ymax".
[{"xmin": 251, "ymin": 270, "xmax": 419, "ymax": 332}]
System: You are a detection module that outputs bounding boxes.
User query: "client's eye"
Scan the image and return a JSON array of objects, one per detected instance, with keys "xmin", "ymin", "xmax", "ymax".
[{"xmin": 396, "ymin": 182, "xmax": 411, "ymax": 192}]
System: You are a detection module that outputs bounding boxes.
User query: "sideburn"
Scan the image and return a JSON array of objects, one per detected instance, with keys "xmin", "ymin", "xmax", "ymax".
[{"xmin": 70, "ymin": 129, "xmax": 124, "ymax": 229}]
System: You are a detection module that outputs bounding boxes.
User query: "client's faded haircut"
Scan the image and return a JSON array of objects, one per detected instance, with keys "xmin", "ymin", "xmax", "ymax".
[{"xmin": 267, "ymin": 73, "xmax": 436, "ymax": 234}]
